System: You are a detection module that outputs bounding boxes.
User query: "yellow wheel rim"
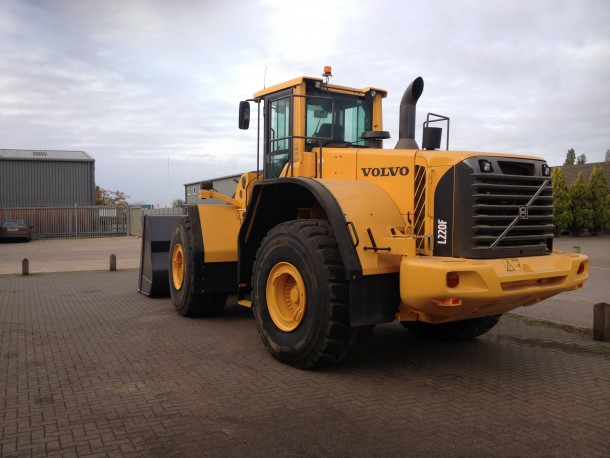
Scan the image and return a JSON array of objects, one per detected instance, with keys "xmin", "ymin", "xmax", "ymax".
[
  {"xmin": 171, "ymin": 243, "xmax": 185, "ymax": 291},
  {"xmin": 266, "ymin": 262, "xmax": 306, "ymax": 332}
]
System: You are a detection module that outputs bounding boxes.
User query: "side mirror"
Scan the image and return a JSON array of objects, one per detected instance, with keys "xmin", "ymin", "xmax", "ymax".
[{"xmin": 238, "ymin": 101, "xmax": 250, "ymax": 130}]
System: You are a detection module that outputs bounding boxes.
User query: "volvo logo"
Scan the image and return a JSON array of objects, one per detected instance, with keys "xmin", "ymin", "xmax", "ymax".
[
  {"xmin": 519, "ymin": 206, "xmax": 528, "ymax": 220},
  {"xmin": 361, "ymin": 166, "xmax": 410, "ymax": 177}
]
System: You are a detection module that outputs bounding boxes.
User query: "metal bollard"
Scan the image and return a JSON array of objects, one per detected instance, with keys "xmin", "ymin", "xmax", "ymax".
[
  {"xmin": 593, "ymin": 303, "xmax": 610, "ymax": 342},
  {"xmin": 22, "ymin": 258, "xmax": 29, "ymax": 276},
  {"xmin": 110, "ymin": 254, "xmax": 117, "ymax": 272}
]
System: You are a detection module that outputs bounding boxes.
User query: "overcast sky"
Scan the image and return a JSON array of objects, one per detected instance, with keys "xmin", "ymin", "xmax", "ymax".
[{"xmin": 1, "ymin": 0, "xmax": 609, "ymax": 206}]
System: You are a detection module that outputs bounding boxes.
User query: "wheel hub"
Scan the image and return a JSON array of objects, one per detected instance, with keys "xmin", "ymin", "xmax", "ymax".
[
  {"xmin": 171, "ymin": 243, "xmax": 185, "ymax": 291},
  {"xmin": 266, "ymin": 262, "xmax": 306, "ymax": 332}
]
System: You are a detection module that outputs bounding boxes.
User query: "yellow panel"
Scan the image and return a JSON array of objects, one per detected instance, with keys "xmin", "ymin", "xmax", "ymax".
[
  {"xmin": 371, "ymin": 91, "xmax": 385, "ymax": 131},
  {"xmin": 397, "ymin": 252, "xmax": 589, "ymax": 323},
  {"xmin": 253, "ymin": 76, "xmax": 386, "ymax": 100},
  {"xmin": 316, "ymin": 179, "xmax": 405, "ymax": 275},
  {"xmin": 293, "ymin": 84, "xmax": 306, "ymax": 166},
  {"xmin": 198, "ymin": 204, "xmax": 240, "ymax": 263},
  {"xmin": 253, "ymin": 77, "xmax": 385, "ymax": 99},
  {"xmin": 318, "ymin": 148, "xmax": 358, "ymax": 179},
  {"xmin": 356, "ymin": 150, "xmax": 416, "ymax": 218},
  {"xmin": 233, "ymin": 171, "xmax": 262, "ymax": 210},
  {"xmin": 254, "ymin": 77, "xmax": 307, "ymax": 98}
]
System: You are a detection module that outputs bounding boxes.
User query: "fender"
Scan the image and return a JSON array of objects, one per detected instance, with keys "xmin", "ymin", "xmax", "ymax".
[
  {"xmin": 197, "ymin": 204, "xmax": 240, "ymax": 263},
  {"xmin": 238, "ymin": 178, "xmax": 362, "ymax": 285},
  {"xmin": 238, "ymin": 178, "xmax": 404, "ymax": 326},
  {"xmin": 187, "ymin": 204, "xmax": 237, "ymax": 295},
  {"xmin": 316, "ymin": 179, "xmax": 405, "ymax": 276}
]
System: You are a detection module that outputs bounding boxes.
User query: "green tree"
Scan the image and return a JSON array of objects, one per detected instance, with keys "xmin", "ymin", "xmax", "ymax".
[
  {"xmin": 589, "ymin": 166, "xmax": 609, "ymax": 234},
  {"xmin": 576, "ymin": 153, "xmax": 587, "ymax": 165},
  {"xmin": 95, "ymin": 186, "xmax": 130, "ymax": 206},
  {"xmin": 569, "ymin": 172, "xmax": 593, "ymax": 235},
  {"xmin": 551, "ymin": 167, "xmax": 571, "ymax": 234},
  {"xmin": 607, "ymin": 194, "xmax": 610, "ymax": 229},
  {"xmin": 564, "ymin": 148, "xmax": 576, "ymax": 165},
  {"xmin": 605, "ymin": 149, "xmax": 610, "ymax": 162}
]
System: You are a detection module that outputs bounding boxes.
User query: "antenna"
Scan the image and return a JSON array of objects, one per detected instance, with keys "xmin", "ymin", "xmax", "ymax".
[
  {"xmin": 264, "ymin": 66, "xmax": 268, "ymax": 89},
  {"xmin": 167, "ymin": 157, "xmax": 170, "ymax": 207}
]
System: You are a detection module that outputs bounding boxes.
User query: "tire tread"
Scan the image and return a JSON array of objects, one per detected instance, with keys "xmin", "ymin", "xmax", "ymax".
[{"xmin": 252, "ymin": 219, "xmax": 370, "ymax": 369}]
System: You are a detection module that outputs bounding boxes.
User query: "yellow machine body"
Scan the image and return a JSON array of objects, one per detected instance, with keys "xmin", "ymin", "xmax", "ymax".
[{"xmin": 188, "ymin": 75, "xmax": 588, "ymax": 327}]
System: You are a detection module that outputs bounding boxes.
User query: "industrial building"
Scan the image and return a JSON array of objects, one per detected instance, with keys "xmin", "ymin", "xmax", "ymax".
[
  {"xmin": 184, "ymin": 174, "xmax": 241, "ymax": 205},
  {"xmin": 0, "ymin": 149, "xmax": 95, "ymax": 206},
  {"xmin": 560, "ymin": 162, "xmax": 610, "ymax": 191}
]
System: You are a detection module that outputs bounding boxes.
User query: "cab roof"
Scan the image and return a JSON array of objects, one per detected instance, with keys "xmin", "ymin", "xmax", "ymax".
[{"xmin": 253, "ymin": 76, "xmax": 387, "ymax": 99}]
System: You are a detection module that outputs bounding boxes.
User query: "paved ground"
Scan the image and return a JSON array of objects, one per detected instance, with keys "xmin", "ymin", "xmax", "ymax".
[
  {"xmin": 1, "ymin": 268, "xmax": 609, "ymax": 457},
  {"xmin": 1, "ymin": 235, "xmax": 608, "ymax": 329},
  {"xmin": 0, "ymin": 237, "xmax": 142, "ymax": 275},
  {"xmin": 1, "ymin": 235, "xmax": 610, "ymax": 457},
  {"xmin": 512, "ymin": 235, "xmax": 610, "ymax": 328}
]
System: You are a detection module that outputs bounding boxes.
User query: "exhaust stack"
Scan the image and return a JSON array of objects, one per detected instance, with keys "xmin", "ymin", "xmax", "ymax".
[{"xmin": 395, "ymin": 77, "xmax": 424, "ymax": 150}]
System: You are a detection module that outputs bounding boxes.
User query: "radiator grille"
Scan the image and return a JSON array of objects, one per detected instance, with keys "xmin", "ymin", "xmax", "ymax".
[{"xmin": 471, "ymin": 173, "xmax": 554, "ymax": 251}]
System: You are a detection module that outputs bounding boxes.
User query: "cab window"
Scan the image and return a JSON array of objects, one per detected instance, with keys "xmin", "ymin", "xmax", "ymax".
[
  {"xmin": 266, "ymin": 96, "xmax": 291, "ymax": 178},
  {"xmin": 306, "ymin": 92, "xmax": 372, "ymax": 148}
]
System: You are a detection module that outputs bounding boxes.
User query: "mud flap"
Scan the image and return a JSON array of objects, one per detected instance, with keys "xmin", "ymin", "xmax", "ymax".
[
  {"xmin": 349, "ymin": 273, "xmax": 400, "ymax": 326},
  {"xmin": 138, "ymin": 215, "xmax": 184, "ymax": 297}
]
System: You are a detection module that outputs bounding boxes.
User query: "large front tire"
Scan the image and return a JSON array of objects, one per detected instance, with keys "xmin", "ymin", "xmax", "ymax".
[
  {"xmin": 169, "ymin": 218, "xmax": 226, "ymax": 317},
  {"xmin": 252, "ymin": 220, "xmax": 356, "ymax": 369}
]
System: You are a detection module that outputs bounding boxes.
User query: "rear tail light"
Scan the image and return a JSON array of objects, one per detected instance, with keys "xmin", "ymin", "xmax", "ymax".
[
  {"xmin": 446, "ymin": 272, "xmax": 460, "ymax": 288},
  {"xmin": 577, "ymin": 262, "xmax": 585, "ymax": 275}
]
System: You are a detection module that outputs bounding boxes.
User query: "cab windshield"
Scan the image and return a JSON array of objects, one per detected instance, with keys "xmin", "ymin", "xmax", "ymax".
[{"xmin": 305, "ymin": 90, "xmax": 372, "ymax": 149}]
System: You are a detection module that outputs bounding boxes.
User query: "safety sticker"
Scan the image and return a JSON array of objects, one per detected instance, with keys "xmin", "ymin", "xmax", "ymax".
[{"xmin": 503, "ymin": 258, "xmax": 522, "ymax": 272}]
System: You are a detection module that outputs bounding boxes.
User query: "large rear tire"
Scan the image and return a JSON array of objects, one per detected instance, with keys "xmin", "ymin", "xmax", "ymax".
[
  {"xmin": 403, "ymin": 315, "xmax": 502, "ymax": 340},
  {"xmin": 169, "ymin": 218, "xmax": 226, "ymax": 317},
  {"xmin": 252, "ymin": 220, "xmax": 362, "ymax": 369}
]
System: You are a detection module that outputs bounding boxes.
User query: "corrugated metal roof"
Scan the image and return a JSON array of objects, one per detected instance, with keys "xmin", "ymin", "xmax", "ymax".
[
  {"xmin": 184, "ymin": 173, "xmax": 242, "ymax": 186},
  {"xmin": 0, "ymin": 149, "xmax": 94, "ymax": 161}
]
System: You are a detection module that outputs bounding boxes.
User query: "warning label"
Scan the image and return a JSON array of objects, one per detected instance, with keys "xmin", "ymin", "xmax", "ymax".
[{"xmin": 503, "ymin": 259, "xmax": 522, "ymax": 272}]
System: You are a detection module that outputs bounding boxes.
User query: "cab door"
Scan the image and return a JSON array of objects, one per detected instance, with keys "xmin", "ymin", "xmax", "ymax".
[{"xmin": 264, "ymin": 89, "xmax": 292, "ymax": 179}]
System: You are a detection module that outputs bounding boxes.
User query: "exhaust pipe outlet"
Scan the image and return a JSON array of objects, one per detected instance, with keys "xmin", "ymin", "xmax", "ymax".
[{"xmin": 395, "ymin": 76, "xmax": 424, "ymax": 149}]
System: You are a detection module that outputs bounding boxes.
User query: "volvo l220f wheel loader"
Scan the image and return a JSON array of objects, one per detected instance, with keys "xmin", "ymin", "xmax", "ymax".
[{"xmin": 139, "ymin": 67, "xmax": 588, "ymax": 369}]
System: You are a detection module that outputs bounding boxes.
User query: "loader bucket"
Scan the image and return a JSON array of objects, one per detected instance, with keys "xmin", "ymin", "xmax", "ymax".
[{"xmin": 138, "ymin": 215, "xmax": 184, "ymax": 297}]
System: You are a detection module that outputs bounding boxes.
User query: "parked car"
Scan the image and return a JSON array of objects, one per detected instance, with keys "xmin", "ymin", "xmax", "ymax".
[{"xmin": 0, "ymin": 220, "xmax": 33, "ymax": 242}]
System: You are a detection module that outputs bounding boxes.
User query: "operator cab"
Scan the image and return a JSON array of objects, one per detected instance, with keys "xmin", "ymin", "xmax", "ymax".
[{"xmin": 239, "ymin": 67, "xmax": 389, "ymax": 179}]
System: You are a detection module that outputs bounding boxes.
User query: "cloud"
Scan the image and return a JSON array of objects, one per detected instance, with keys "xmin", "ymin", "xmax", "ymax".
[{"xmin": 1, "ymin": 0, "xmax": 608, "ymax": 205}]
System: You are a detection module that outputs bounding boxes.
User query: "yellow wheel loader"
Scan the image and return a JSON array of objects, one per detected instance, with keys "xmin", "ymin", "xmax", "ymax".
[{"xmin": 139, "ymin": 67, "xmax": 588, "ymax": 369}]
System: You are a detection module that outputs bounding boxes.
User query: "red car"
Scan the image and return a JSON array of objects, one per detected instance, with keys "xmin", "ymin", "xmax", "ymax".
[{"xmin": 0, "ymin": 220, "xmax": 33, "ymax": 242}]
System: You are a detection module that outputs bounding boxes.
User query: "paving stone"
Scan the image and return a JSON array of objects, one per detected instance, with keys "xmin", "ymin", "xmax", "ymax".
[{"xmin": 1, "ymin": 269, "xmax": 609, "ymax": 457}]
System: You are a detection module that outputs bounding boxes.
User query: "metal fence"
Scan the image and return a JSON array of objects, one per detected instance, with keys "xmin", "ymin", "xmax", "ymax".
[
  {"xmin": 1, "ymin": 206, "xmax": 187, "ymax": 239},
  {"xmin": 129, "ymin": 207, "xmax": 186, "ymax": 237},
  {"xmin": 0, "ymin": 206, "xmax": 130, "ymax": 238}
]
